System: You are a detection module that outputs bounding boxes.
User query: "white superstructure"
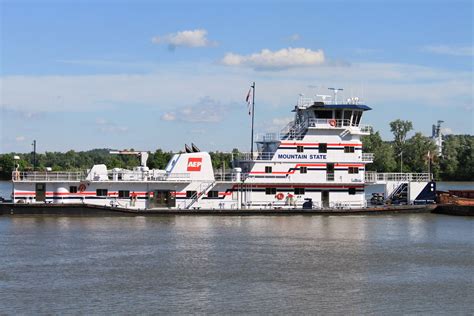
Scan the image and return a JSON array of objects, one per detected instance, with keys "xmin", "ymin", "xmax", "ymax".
[{"xmin": 10, "ymin": 94, "xmax": 435, "ymax": 210}]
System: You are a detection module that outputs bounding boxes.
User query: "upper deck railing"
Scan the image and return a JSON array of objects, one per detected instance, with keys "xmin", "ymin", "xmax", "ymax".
[
  {"xmin": 12, "ymin": 171, "xmax": 191, "ymax": 182},
  {"xmin": 362, "ymin": 153, "xmax": 374, "ymax": 162},
  {"xmin": 365, "ymin": 172, "xmax": 432, "ymax": 183},
  {"xmin": 12, "ymin": 171, "xmax": 86, "ymax": 182},
  {"xmin": 258, "ymin": 119, "xmax": 371, "ymax": 142}
]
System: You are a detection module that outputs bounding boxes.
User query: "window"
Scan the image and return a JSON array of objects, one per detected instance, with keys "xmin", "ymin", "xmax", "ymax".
[
  {"xmin": 96, "ymin": 189, "xmax": 108, "ymax": 197},
  {"xmin": 300, "ymin": 166, "xmax": 307, "ymax": 174},
  {"xmin": 118, "ymin": 190, "xmax": 130, "ymax": 198},
  {"xmin": 294, "ymin": 188, "xmax": 305, "ymax": 195},
  {"xmin": 265, "ymin": 188, "xmax": 277, "ymax": 195},
  {"xmin": 265, "ymin": 166, "xmax": 272, "ymax": 173},
  {"xmin": 296, "ymin": 145, "xmax": 304, "ymax": 153},
  {"xmin": 348, "ymin": 188, "xmax": 356, "ymax": 195},
  {"xmin": 186, "ymin": 191, "xmax": 197, "ymax": 198},
  {"xmin": 344, "ymin": 146, "xmax": 355, "ymax": 153},
  {"xmin": 207, "ymin": 191, "xmax": 219, "ymax": 198},
  {"xmin": 348, "ymin": 167, "xmax": 359, "ymax": 174},
  {"xmin": 326, "ymin": 163, "xmax": 335, "ymax": 181},
  {"xmin": 69, "ymin": 186, "xmax": 77, "ymax": 193},
  {"xmin": 314, "ymin": 110, "xmax": 333, "ymax": 119},
  {"xmin": 319, "ymin": 143, "xmax": 327, "ymax": 153}
]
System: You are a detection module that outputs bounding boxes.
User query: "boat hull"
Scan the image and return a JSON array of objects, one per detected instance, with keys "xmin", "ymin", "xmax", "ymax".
[{"xmin": 0, "ymin": 202, "xmax": 436, "ymax": 216}]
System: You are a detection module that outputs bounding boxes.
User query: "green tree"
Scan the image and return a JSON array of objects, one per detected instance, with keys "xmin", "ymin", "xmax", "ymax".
[
  {"xmin": 390, "ymin": 119, "xmax": 413, "ymax": 171},
  {"xmin": 362, "ymin": 131, "xmax": 397, "ymax": 172},
  {"xmin": 404, "ymin": 133, "xmax": 438, "ymax": 175}
]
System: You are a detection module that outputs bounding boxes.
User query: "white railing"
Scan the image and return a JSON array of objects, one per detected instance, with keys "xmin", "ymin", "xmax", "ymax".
[
  {"xmin": 329, "ymin": 200, "xmax": 366, "ymax": 209},
  {"xmin": 359, "ymin": 124, "xmax": 372, "ymax": 133},
  {"xmin": 13, "ymin": 170, "xmax": 191, "ymax": 182},
  {"xmin": 256, "ymin": 133, "xmax": 280, "ymax": 142},
  {"xmin": 236, "ymin": 152, "xmax": 275, "ymax": 161},
  {"xmin": 12, "ymin": 171, "xmax": 85, "ymax": 181},
  {"xmin": 365, "ymin": 172, "xmax": 432, "ymax": 183},
  {"xmin": 362, "ymin": 153, "xmax": 374, "ymax": 162},
  {"xmin": 153, "ymin": 173, "xmax": 190, "ymax": 181}
]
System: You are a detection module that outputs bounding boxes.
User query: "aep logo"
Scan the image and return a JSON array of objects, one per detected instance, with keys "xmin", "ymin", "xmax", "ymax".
[{"xmin": 187, "ymin": 157, "xmax": 202, "ymax": 171}]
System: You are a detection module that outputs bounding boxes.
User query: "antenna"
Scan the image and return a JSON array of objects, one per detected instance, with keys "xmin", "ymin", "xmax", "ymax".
[
  {"xmin": 316, "ymin": 94, "xmax": 331, "ymax": 103},
  {"xmin": 328, "ymin": 87, "xmax": 343, "ymax": 104}
]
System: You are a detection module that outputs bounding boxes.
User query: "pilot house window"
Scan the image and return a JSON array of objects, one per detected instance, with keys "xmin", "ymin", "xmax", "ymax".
[{"xmin": 344, "ymin": 146, "xmax": 355, "ymax": 153}]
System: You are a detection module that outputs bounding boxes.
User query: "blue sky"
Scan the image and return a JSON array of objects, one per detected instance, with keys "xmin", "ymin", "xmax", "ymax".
[{"xmin": 1, "ymin": 0, "xmax": 472, "ymax": 153}]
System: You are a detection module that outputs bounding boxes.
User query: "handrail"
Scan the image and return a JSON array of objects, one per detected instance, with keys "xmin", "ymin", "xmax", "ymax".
[
  {"xmin": 12, "ymin": 171, "xmax": 86, "ymax": 181},
  {"xmin": 362, "ymin": 153, "xmax": 374, "ymax": 162},
  {"xmin": 365, "ymin": 172, "xmax": 432, "ymax": 183},
  {"xmin": 13, "ymin": 170, "xmax": 191, "ymax": 182}
]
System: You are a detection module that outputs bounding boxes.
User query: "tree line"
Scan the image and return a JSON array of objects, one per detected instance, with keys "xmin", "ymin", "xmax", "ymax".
[
  {"xmin": 362, "ymin": 119, "xmax": 473, "ymax": 181},
  {"xmin": 0, "ymin": 148, "xmax": 238, "ymax": 180},
  {"xmin": 0, "ymin": 120, "xmax": 472, "ymax": 181}
]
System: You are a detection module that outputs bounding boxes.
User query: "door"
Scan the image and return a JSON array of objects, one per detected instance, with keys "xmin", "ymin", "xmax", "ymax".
[
  {"xmin": 151, "ymin": 190, "xmax": 176, "ymax": 208},
  {"xmin": 36, "ymin": 183, "xmax": 46, "ymax": 202},
  {"xmin": 322, "ymin": 191, "xmax": 329, "ymax": 208}
]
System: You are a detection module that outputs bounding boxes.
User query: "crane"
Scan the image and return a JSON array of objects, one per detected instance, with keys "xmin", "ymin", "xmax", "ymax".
[{"xmin": 109, "ymin": 150, "xmax": 149, "ymax": 167}]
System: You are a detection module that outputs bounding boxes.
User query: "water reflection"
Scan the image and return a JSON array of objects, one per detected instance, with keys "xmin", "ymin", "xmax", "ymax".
[{"xmin": 0, "ymin": 214, "xmax": 472, "ymax": 314}]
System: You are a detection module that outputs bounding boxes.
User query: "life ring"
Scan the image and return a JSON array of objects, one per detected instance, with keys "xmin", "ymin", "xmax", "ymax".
[
  {"xmin": 329, "ymin": 119, "xmax": 336, "ymax": 127},
  {"xmin": 78, "ymin": 184, "xmax": 86, "ymax": 193},
  {"xmin": 276, "ymin": 193, "xmax": 284, "ymax": 200}
]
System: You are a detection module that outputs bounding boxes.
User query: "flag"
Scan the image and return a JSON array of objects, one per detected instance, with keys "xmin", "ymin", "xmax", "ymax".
[{"xmin": 245, "ymin": 87, "xmax": 252, "ymax": 115}]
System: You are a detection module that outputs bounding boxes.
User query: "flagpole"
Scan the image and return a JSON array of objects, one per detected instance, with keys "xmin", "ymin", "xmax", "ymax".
[{"xmin": 250, "ymin": 82, "xmax": 255, "ymax": 155}]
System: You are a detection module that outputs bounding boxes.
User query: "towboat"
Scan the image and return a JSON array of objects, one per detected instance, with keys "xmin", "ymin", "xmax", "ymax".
[{"xmin": 7, "ymin": 94, "xmax": 436, "ymax": 211}]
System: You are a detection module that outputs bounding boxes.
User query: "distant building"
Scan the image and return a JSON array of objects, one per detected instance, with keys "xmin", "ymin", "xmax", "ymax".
[{"xmin": 431, "ymin": 120, "xmax": 444, "ymax": 156}]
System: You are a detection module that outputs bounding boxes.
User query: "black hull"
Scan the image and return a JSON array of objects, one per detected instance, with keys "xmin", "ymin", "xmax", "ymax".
[{"xmin": 0, "ymin": 203, "xmax": 437, "ymax": 216}]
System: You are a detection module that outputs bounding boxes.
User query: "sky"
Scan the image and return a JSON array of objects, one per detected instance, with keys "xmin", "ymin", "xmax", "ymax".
[{"xmin": 0, "ymin": 0, "xmax": 473, "ymax": 153}]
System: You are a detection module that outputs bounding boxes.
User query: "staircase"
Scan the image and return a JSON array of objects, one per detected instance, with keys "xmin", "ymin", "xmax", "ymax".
[
  {"xmin": 186, "ymin": 181, "xmax": 215, "ymax": 209},
  {"xmin": 389, "ymin": 182, "xmax": 408, "ymax": 204}
]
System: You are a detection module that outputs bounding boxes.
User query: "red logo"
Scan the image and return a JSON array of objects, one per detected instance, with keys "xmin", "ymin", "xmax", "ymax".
[{"xmin": 187, "ymin": 157, "xmax": 202, "ymax": 171}]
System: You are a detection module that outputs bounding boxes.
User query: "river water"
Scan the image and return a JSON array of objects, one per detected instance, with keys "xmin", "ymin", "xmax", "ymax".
[
  {"xmin": 1, "ymin": 180, "xmax": 473, "ymax": 314},
  {"xmin": 0, "ymin": 215, "xmax": 473, "ymax": 314}
]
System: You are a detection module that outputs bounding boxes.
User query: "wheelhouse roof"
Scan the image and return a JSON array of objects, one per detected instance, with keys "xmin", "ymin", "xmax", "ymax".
[{"xmin": 294, "ymin": 102, "xmax": 372, "ymax": 111}]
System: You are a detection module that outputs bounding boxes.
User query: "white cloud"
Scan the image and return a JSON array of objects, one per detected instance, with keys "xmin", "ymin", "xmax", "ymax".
[
  {"xmin": 161, "ymin": 96, "xmax": 231, "ymax": 123},
  {"xmin": 1, "ymin": 61, "xmax": 472, "ymax": 116},
  {"xmin": 441, "ymin": 127, "xmax": 454, "ymax": 135},
  {"xmin": 272, "ymin": 117, "xmax": 293, "ymax": 126},
  {"xmin": 96, "ymin": 118, "xmax": 128, "ymax": 133},
  {"xmin": 15, "ymin": 136, "xmax": 25, "ymax": 142},
  {"xmin": 161, "ymin": 112, "xmax": 176, "ymax": 121},
  {"xmin": 221, "ymin": 47, "xmax": 325, "ymax": 70},
  {"xmin": 152, "ymin": 29, "xmax": 216, "ymax": 50},
  {"xmin": 354, "ymin": 48, "xmax": 381, "ymax": 55},
  {"xmin": 286, "ymin": 34, "xmax": 301, "ymax": 42},
  {"xmin": 422, "ymin": 45, "xmax": 474, "ymax": 57}
]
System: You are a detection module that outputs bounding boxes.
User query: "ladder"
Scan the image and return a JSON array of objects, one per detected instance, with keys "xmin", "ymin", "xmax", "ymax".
[{"xmin": 186, "ymin": 181, "xmax": 215, "ymax": 209}]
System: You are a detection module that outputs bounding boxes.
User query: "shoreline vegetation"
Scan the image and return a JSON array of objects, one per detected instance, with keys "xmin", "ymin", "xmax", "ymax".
[{"xmin": 0, "ymin": 120, "xmax": 472, "ymax": 181}]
